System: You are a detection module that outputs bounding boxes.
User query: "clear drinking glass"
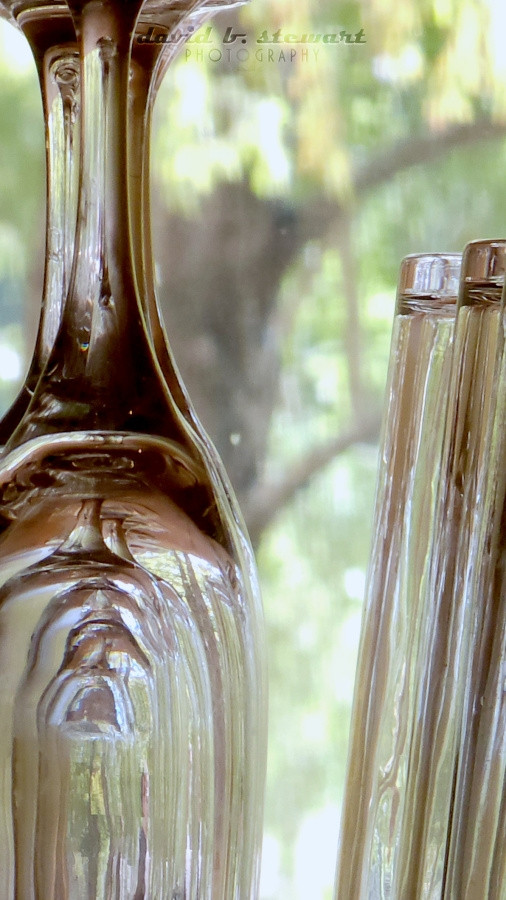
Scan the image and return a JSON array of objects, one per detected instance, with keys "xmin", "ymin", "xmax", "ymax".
[
  {"xmin": 0, "ymin": 1, "xmax": 266, "ymax": 897},
  {"xmin": 334, "ymin": 253, "xmax": 461, "ymax": 899}
]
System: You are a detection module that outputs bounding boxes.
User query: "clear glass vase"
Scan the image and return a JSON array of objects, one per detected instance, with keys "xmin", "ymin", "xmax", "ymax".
[{"xmin": 0, "ymin": 1, "xmax": 266, "ymax": 897}]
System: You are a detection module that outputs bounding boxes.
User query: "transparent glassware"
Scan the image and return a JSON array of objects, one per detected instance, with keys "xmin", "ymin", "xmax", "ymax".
[
  {"xmin": 0, "ymin": 4, "xmax": 79, "ymax": 442},
  {"xmin": 0, "ymin": 1, "xmax": 266, "ymax": 897},
  {"xmin": 392, "ymin": 240, "xmax": 506, "ymax": 899},
  {"xmin": 131, "ymin": 0, "xmax": 247, "ymax": 428},
  {"xmin": 334, "ymin": 253, "xmax": 461, "ymax": 900},
  {"xmin": 0, "ymin": 0, "xmax": 239, "ymax": 440},
  {"xmin": 441, "ymin": 246, "xmax": 506, "ymax": 900},
  {"xmin": 129, "ymin": 3, "xmax": 267, "ymax": 896}
]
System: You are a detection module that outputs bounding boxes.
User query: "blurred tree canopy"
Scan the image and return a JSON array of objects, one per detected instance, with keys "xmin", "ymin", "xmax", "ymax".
[
  {"xmin": 151, "ymin": 0, "xmax": 506, "ymax": 532},
  {"xmin": 1, "ymin": 0, "xmax": 506, "ymax": 895}
]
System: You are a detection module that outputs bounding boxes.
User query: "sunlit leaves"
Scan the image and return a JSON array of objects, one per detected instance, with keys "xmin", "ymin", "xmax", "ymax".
[
  {"xmin": 153, "ymin": 60, "xmax": 293, "ymax": 208},
  {"xmin": 0, "ymin": 22, "xmax": 44, "ymax": 236}
]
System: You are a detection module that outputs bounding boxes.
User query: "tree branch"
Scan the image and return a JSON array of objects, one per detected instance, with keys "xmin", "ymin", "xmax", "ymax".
[
  {"xmin": 337, "ymin": 215, "xmax": 368, "ymax": 412},
  {"xmin": 297, "ymin": 119, "xmax": 506, "ymax": 247},
  {"xmin": 243, "ymin": 410, "xmax": 382, "ymax": 546},
  {"xmin": 242, "ymin": 118, "xmax": 506, "ymax": 544},
  {"xmin": 353, "ymin": 119, "xmax": 506, "ymax": 198}
]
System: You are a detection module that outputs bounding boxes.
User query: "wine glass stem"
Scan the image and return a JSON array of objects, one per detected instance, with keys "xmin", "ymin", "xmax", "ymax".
[{"xmin": 43, "ymin": 0, "xmax": 159, "ymax": 404}]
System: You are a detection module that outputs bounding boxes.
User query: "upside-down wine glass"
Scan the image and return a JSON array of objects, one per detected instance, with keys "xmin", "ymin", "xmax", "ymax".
[
  {"xmin": 0, "ymin": 11, "xmax": 265, "ymax": 892},
  {"xmin": 0, "ymin": 1, "xmax": 267, "ymax": 897}
]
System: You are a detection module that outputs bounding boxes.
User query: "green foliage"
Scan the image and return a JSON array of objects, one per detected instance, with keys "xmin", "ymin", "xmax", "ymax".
[
  {"xmin": 0, "ymin": 24, "xmax": 44, "ymax": 401},
  {"xmin": 0, "ymin": 34, "xmax": 44, "ymax": 240},
  {"xmin": 258, "ymin": 445, "xmax": 378, "ymax": 886},
  {"xmin": 357, "ymin": 139, "xmax": 506, "ymax": 271}
]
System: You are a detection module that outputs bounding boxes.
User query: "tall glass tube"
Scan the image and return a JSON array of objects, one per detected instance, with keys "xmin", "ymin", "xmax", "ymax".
[
  {"xmin": 334, "ymin": 253, "xmax": 460, "ymax": 899},
  {"xmin": 441, "ymin": 248, "xmax": 506, "ymax": 900},
  {"xmin": 390, "ymin": 240, "xmax": 506, "ymax": 899}
]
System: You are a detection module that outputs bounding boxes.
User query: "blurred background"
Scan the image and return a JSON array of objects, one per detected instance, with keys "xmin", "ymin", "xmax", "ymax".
[{"xmin": 1, "ymin": 0, "xmax": 506, "ymax": 896}]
